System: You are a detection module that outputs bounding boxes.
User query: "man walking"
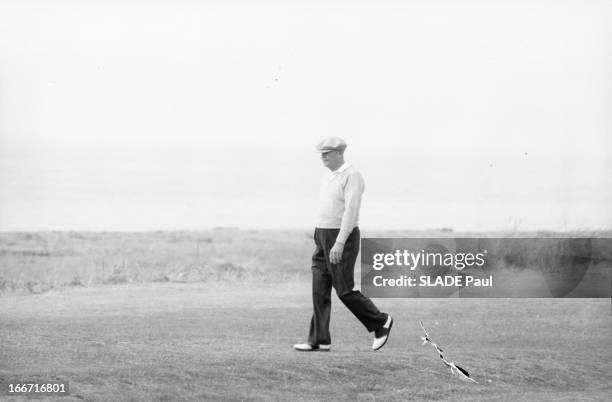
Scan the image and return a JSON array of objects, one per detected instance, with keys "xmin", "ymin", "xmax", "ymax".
[{"xmin": 294, "ymin": 137, "xmax": 393, "ymax": 352}]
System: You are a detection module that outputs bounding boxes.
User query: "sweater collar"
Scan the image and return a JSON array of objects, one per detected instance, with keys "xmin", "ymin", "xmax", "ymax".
[{"xmin": 329, "ymin": 162, "xmax": 351, "ymax": 178}]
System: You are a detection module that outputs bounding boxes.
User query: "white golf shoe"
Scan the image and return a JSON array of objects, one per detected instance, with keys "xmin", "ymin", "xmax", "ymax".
[
  {"xmin": 372, "ymin": 315, "xmax": 393, "ymax": 351},
  {"xmin": 293, "ymin": 343, "xmax": 331, "ymax": 352}
]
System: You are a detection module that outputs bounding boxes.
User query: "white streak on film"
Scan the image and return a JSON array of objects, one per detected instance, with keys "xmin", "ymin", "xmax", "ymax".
[{"xmin": 419, "ymin": 321, "xmax": 478, "ymax": 383}]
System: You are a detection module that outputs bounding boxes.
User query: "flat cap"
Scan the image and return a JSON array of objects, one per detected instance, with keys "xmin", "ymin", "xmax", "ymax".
[{"xmin": 315, "ymin": 137, "xmax": 347, "ymax": 152}]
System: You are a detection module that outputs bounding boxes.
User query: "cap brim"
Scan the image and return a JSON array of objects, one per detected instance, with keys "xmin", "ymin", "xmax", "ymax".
[{"xmin": 315, "ymin": 148, "xmax": 344, "ymax": 153}]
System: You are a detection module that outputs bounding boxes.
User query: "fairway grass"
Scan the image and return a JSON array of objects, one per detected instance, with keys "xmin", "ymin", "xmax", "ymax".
[{"xmin": 1, "ymin": 282, "xmax": 610, "ymax": 401}]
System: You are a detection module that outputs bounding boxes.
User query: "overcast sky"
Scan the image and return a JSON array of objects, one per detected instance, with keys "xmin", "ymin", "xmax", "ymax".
[{"xmin": 1, "ymin": 0, "xmax": 610, "ymax": 231}]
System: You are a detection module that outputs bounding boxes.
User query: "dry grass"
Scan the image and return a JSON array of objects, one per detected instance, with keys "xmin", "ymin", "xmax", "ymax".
[
  {"xmin": 1, "ymin": 230, "xmax": 610, "ymax": 295},
  {"xmin": 0, "ymin": 230, "xmax": 315, "ymax": 294}
]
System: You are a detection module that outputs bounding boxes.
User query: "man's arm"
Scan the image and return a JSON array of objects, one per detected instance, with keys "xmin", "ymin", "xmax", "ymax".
[{"xmin": 329, "ymin": 171, "xmax": 365, "ymax": 264}]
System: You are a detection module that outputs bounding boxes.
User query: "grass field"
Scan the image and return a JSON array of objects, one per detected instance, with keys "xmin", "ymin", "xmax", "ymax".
[
  {"xmin": 1, "ymin": 283, "xmax": 610, "ymax": 401},
  {"xmin": 1, "ymin": 231, "xmax": 611, "ymax": 401}
]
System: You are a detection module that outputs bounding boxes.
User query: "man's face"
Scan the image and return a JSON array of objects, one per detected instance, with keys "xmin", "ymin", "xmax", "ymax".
[{"xmin": 320, "ymin": 150, "xmax": 342, "ymax": 170}]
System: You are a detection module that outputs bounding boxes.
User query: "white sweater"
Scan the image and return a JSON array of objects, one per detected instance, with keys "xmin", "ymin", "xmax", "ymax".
[{"xmin": 316, "ymin": 163, "xmax": 365, "ymax": 244}]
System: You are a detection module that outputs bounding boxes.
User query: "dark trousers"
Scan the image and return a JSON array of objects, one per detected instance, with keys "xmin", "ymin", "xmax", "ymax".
[{"xmin": 307, "ymin": 227, "xmax": 387, "ymax": 345}]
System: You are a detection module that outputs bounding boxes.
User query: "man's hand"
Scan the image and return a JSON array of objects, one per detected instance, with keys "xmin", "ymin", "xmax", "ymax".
[{"xmin": 329, "ymin": 241, "xmax": 345, "ymax": 264}]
